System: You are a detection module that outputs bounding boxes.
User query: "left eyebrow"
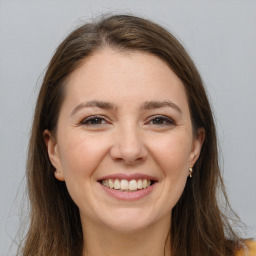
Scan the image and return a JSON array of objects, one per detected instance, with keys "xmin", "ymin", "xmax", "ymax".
[{"xmin": 141, "ymin": 100, "xmax": 182, "ymax": 114}]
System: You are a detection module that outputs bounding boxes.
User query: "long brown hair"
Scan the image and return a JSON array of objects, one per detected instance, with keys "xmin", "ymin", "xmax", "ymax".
[{"xmin": 19, "ymin": 14, "xmax": 245, "ymax": 256}]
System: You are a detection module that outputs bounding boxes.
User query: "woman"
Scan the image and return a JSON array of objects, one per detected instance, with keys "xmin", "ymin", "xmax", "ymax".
[{"xmin": 18, "ymin": 14, "xmax": 255, "ymax": 255}]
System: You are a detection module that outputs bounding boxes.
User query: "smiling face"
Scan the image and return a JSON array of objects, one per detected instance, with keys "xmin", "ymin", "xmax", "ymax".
[{"xmin": 45, "ymin": 48, "xmax": 204, "ymax": 234}]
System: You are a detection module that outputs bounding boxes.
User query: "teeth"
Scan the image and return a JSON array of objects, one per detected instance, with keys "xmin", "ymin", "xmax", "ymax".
[
  {"xmin": 114, "ymin": 179, "xmax": 120, "ymax": 189},
  {"xmin": 137, "ymin": 179, "xmax": 142, "ymax": 189},
  {"xmin": 109, "ymin": 179, "xmax": 114, "ymax": 189},
  {"xmin": 101, "ymin": 178, "xmax": 152, "ymax": 191},
  {"xmin": 103, "ymin": 179, "xmax": 109, "ymax": 187},
  {"xmin": 120, "ymin": 179, "xmax": 128, "ymax": 190},
  {"xmin": 142, "ymin": 179, "xmax": 147, "ymax": 189},
  {"xmin": 129, "ymin": 180, "xmax": 137, "ymax": 191}
]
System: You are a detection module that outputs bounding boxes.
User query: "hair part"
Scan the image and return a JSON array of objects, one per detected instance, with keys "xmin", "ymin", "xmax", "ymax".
[{"xmin": 19, "ymin": 14, "xmax": 245, "ymax": 256}]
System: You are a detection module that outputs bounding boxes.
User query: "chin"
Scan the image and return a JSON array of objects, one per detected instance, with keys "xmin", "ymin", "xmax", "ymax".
[{"xmin": 98, "ymin": 208, "xmax": 159, "ymax": 233}]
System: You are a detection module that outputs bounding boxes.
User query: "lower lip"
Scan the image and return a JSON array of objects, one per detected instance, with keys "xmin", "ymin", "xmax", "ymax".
[{"xmin": 100, "ymin": 183, "xmax": 156, "ymax": 201}]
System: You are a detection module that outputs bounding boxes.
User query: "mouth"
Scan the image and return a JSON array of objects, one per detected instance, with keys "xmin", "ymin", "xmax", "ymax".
[
  {"xmin": 97, "ymin": 174, "xmax": 158, "ymax": 201},
  {"xmin": 100, "ymin": 178, "xmax": 156, "ymax": 192}
]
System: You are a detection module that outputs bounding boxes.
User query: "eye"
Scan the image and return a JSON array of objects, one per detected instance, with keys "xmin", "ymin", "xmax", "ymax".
[
  {"xmin": 147, "ymin": 115, "xmax": 175, "ymax": 126},
  {"xmin": 80, "ymin": 115, "xmax": 108, "ymax": 126}
]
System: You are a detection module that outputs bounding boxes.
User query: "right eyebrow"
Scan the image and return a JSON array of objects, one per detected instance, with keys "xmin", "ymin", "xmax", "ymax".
[{"xmin": 70, "ymin": 100, "xmax": 115, "ymax": 116}]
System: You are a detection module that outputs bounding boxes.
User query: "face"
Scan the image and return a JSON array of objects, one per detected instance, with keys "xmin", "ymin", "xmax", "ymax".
[{"xmin": 45, "ymin": 48, "xmax": 204, "ymax": 233}]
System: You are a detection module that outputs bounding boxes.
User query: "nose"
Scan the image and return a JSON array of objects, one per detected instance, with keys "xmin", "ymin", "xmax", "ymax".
[{"xmin": 109, "ymin": 125, "xmax": 148, "ymax": 165}]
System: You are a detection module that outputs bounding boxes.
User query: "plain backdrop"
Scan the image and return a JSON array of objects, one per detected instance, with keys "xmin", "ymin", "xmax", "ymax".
[{"xmin": 0, "ymin": 0, "xmax": 255, "ymax": 255}]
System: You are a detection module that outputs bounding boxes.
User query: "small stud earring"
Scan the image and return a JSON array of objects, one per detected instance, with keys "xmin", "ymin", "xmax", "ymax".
[{"xmin": 189, "ymin": 167, "xmax": 193, "ymax": 178}]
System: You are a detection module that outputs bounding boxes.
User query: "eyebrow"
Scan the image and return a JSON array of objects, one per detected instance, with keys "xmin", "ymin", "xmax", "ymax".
[
  {"xmin": 141, "ymin": 100, "xmax": 182, "ymax": 114},
  {"xmin": 70, "ymin": 100, "xmax": 116, "ymax": 116},
  {"xmin": 70, "ymin": 100, "xmax": 182, "ymax": 116}
]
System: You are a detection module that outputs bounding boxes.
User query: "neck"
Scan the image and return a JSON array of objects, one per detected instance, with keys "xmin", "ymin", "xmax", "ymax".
[{"xmin": 81, "ymin": 215, "xmax": 171, "ymax": 256}]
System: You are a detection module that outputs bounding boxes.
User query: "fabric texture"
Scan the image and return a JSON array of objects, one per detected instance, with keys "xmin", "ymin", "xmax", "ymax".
[{"xmin": 236, "ymin": 241, "xmax": 256, "ymax": 256}]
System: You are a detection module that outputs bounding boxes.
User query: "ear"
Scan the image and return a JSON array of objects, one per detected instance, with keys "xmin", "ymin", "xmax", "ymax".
[
  {"xmin": 189, "ymin": 127, "xmax": 205, "ymax": 167},
  {"xmin": 43, "ymin": 129, "xmax": 65, "ymax": 181}
]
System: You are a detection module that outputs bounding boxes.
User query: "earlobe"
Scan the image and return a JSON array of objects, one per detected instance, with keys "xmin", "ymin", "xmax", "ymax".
[
  {"xmin": 43, "ymin": 129, "xmax": 65, "ymax": 181},
  {"xmin": 189, "ymin": 127, "xmax": 205, "ymax": 166}
]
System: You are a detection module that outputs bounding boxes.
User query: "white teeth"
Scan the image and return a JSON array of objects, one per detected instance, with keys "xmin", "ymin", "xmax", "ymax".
[
  {"xmin": 142, "ymin": 179, "xmax": 147, "ymax": 189},
  {"xmin": 109, "ymin": 179, "xmax": 114, "ymax": 189},
  {"xmin": 120, "ymin": 179, "xmax": 129, "ymax": 190},
  {"xmin": 102, "ymin": 178, "xmax": 153, "ymax": 191},
  {"xmin": 128, "ymin": 180, "xmax": 137, "ymax": 191},
  {"xmin": 114, "ymin": 179, "xmax": 120, "ymax": 189},
  {"xmin": 137, "ymin": 179, "xmax": 142, "ymax": 189}
]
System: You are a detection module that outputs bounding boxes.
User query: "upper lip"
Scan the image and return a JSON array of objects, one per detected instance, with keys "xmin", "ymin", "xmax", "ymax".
[{"xmin": 98, "ymin": 173, "xmax": 158, "ymax": 181}]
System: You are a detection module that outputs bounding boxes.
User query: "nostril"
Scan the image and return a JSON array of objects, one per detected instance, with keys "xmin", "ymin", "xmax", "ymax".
[{"xmin": 109, "ymin": 136, "xmax": 148, "ymax": 164}]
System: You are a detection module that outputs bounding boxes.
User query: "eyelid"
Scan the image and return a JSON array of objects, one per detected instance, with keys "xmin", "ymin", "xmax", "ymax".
[
  {"xmin": 78, "ymin": 114, "xmax": 175, "ymax": 127},
  {"xmin": 146, "ymin": 115, "xmax": 176, "ymax": 126},
  {"xmin": 79, "ymin": 115, "xmax": 110, "ymax": 126}
]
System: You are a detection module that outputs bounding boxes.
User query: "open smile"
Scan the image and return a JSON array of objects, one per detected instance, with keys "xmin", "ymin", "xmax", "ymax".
[
  {"xmin": 98, "ymin": 174, "xmax": 158, "ymax": 201},
  {"xmin": 101, "ymin": 178, "xmax": 153, "ymax": 191}
]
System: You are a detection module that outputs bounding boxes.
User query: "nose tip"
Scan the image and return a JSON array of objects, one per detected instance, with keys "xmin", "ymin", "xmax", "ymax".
[{"xmin": 109, "ymin": 129, "xmax": 147, "ymax": 164}]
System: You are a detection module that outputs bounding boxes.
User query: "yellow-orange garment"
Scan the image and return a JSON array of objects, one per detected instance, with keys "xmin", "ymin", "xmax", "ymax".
[{"xmin": 236, "ymin": 241, "xmax": 256, "ymax": 256}]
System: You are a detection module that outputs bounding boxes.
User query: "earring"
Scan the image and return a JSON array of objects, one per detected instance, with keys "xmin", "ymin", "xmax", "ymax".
[{"xmin": 189, "ymin": 167, "xmax": 193, "ymax": 178}]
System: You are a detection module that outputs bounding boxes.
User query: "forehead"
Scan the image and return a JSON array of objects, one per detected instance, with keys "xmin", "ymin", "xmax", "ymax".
[{"xmin": 63, "ymin": 48, "xmax": 189, "ymax": 112}]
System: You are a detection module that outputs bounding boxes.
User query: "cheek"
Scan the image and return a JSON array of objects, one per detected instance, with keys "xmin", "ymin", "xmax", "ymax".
[
  {"xmin": 57, "ymin": 133, "xmax": 111, "ymax": 210},
  {"xmin": 58, "ymin": 132, "xmax": 110, "ymax": 178},
  {"xmin": 149, "ymin": 132, "xmax": 192, "ymax": 176},
  {"xmin": 152, "ymin": 135, "xmax": 191, "ymax": 211}
]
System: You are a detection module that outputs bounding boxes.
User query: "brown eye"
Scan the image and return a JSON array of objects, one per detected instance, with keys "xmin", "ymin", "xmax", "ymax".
[
  {"xmin": 81, "ymin": 116, "xmax": 107, "ymax": 126},
  {"xmin": 148, "ymin": 116, "xmax": 175, "ymax": 126}
]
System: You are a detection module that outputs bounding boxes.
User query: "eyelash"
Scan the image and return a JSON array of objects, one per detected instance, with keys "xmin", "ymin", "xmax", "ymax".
[
  {"xmin": 80, "ymin": 115, "xmax": 175, "ymax": 127},
  {"xmin": 147, "ymin": 115, "xmax": 175, "ymax": 126},
  {"xmin": 80, "ymin": 115, "xmax": 108, "ymax": 126}
]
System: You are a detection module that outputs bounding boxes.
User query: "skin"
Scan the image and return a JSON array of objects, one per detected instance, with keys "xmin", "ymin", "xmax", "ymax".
[{"xmin": 44, "ymin": 48, "xmax": 205, "ymax": 256}]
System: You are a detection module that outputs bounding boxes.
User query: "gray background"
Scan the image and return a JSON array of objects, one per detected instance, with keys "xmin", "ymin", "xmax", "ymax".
[{"xmin": 0, "ymin": 0, "xmax": 255, "ymax": 255}]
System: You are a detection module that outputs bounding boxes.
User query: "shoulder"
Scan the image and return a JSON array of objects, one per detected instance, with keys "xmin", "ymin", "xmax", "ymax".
[{"xmin": 236, "ymin": 241, "xmax": 256, "ymax": 256}]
